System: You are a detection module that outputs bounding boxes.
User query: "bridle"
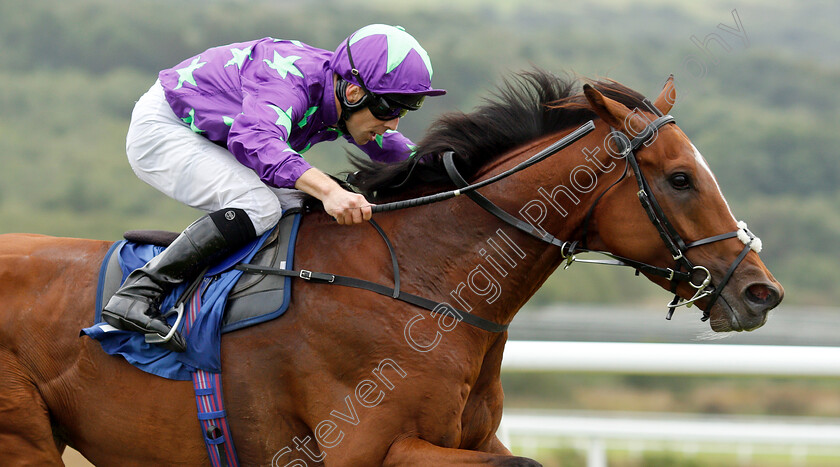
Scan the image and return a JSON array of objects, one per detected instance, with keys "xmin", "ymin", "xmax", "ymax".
[
  {"xmin": 581, "ymin": 109, "xmax": 762, "ymax": 320},
  {"xmin": 373, "ymin": 109, "xmax": 762, "ymax": 322}
]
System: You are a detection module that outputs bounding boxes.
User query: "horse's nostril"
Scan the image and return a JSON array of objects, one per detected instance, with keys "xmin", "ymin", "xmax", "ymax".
[
  {"xmin": 746, "ymin": 283, "xmax": 778, "ymax": 307},
  {"xmin": 748, "ymin": 284, "xmax": 770, "ymax": 302}
]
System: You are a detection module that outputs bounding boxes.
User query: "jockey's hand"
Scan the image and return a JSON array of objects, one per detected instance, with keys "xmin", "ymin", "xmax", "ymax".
[
  {"xmin": 295, "ymin": 168, "xmax": 374, "ymax": 225},
  {"xmin": 323, "ymin": 189, "xmax": 372, "ymax": 225}
]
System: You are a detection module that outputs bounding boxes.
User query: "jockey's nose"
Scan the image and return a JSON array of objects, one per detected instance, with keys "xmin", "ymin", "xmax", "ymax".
[{"xmin": 384, "ymin": 117, "xmax": 399, "ymax": 131}]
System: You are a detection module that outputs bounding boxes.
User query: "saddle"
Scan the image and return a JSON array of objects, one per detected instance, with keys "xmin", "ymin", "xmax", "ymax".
[
  {"xmin": 85, "ymin": 210, "xmax": 301, "ymax": 380},
  {"xmin": 97, "ymin": 210, "xmax": 301, "ymax": 334}
]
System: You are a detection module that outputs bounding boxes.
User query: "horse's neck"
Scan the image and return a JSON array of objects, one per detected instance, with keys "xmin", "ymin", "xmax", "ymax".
[
  {"xmin": 388, "ymin": 130, "xmax": 612, "ymax": 328},
  {"xmin": 390, "ymin": 205, "xmax": 561, "ymax": 328}
]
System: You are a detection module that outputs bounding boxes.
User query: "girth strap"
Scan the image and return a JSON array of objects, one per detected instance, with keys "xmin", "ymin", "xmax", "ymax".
[
  {"xmin": 193, "ymin": 369, "xmax": 238, "ymax": 467},
  {"xmin": 235, "ymin": 263, "xmax": 508, "ymax": 333},
  {"xmin": 188, "ymin": 283, "xmax": 239, "ymax": 467},
  {"xmin": 236, "ymin": 219, "xmax": 508, "ymax": 333}
]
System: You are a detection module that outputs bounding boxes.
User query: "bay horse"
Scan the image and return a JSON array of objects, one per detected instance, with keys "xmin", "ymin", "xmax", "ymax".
[{"xmin": 0, "ymin": 71, "xmax": 782, "ymax": 466}]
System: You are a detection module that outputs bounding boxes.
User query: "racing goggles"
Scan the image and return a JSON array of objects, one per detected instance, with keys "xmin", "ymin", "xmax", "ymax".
[{"xmin": 366, "ymin": 93, "xmax": 425, "ymax": 120}]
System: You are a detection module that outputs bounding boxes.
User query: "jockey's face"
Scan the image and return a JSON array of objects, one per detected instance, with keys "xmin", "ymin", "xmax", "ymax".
[{"xmin": 342, "ymin": 83, "xmax": 400, "ymax": 145}]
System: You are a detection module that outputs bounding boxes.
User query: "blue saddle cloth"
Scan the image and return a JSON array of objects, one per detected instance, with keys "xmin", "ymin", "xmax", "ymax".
[{"xmin": 82, "ymin": 216, "xmax": 299, "ymax": 380}]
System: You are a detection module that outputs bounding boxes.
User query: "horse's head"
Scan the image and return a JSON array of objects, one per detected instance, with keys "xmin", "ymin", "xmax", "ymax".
[{"xmin": 582, "ymin": 77, "xmax": 783, "ymax": 331}]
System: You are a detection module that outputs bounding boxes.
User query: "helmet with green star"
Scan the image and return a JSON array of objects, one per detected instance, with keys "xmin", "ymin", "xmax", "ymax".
[{"xmin": 331, "ymin": 24, "xmax": 446, "ymax": 98}]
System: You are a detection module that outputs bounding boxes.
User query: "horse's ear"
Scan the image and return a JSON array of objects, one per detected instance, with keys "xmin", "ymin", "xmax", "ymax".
[
  {"xmin": 653, "ymin": 74, "xmax": 676, "ymax": 114},
  {"xmin": 582, "ymin": 83, "xmax": 627, "ymax": 129}
]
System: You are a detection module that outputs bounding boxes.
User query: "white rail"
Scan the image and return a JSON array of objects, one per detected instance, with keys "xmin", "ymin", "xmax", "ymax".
[
  {"xmin": 502, "ymin": 341, "xmax": 840, "ymax": 376},
  {"xmin": 500, "ymin": 411, "xmax": 840, "ymax": 446},
  {"xmin": 499, "ymin": 341, "xmax": 840, "ymax": 466}
]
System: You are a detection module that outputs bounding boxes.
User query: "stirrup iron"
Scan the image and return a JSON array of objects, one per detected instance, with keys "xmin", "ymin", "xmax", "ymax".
[{"xmin": 144, "ymin": 302, "xmax": 185, "ymax": 345}]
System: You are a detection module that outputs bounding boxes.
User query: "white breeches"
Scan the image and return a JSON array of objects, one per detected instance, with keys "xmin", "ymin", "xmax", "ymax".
[{"xmin": 125, "ymin": 80, "xmax": 296, "ymax": 235}]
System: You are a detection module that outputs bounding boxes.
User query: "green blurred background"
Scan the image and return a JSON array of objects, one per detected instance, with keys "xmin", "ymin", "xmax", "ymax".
[{"xmin": 1, "ymin": 0, "xmax": 837, "ymax": 307}]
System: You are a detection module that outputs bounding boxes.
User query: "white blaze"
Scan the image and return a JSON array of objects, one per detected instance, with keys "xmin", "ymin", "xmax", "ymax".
[{"xmin": 691, "ymin": 144, "xmax": 737, "ymax": 223}]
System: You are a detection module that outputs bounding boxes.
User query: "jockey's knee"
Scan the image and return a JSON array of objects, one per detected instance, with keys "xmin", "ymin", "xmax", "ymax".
[{"xmin": 240, "ymin": 189, "xmax": 283, "ymax": 235}]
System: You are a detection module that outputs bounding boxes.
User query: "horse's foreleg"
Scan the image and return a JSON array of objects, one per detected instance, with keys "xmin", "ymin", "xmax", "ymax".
[
  {"xmin": 383, "ymin": 437, "xmax": 541, "ymax": 467},
  {"xmin": 484, "ymin": 435, "xmax": 513, "ymax": 455},
  {"xmin": 0, "ymin": 354, "xmax": 64, "ymax": 466}
]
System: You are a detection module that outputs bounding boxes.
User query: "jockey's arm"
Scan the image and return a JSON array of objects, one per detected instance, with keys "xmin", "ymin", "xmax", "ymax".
[{"xmin": 295, "ymin": 167, "xmax": 372, "ymax": 225}]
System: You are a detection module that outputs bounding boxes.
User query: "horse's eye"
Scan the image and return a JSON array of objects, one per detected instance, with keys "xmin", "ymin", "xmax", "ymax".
[{"xmin": 669, "ymin": 173, "xmax": 691, "ymax": 190}]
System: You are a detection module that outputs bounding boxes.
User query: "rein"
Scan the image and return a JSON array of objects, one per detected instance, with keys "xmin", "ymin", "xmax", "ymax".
[
  {"xmin": 375, "ymin": 115, "xmax": 762, "ymax": 322},
  {"xmin": 250, "ymin": 113, "xmax": 761, "ymax": 332},
  {"xmin": 371, "ymin": 121, "xmax": 597, "ymax": 213},
  {"xmin": 239, "ymin": 124, "xmax": 598, "ymax": 334}
]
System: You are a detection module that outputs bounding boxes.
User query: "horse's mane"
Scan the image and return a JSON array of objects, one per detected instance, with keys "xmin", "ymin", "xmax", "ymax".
[{"xmin": 349, "ymin": 69, "xmax": 648, "ymax": 201}]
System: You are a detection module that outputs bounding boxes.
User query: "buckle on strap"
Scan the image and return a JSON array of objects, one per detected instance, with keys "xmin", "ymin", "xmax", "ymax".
[{"xmin": 299, "ymin": 269, "xmax": 335, "ymax": 283}]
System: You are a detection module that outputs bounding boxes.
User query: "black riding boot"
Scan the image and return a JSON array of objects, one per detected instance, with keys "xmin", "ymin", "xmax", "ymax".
[{"xmin": 102, "ymin": 208, "xmax": 256, "ymax": 352}]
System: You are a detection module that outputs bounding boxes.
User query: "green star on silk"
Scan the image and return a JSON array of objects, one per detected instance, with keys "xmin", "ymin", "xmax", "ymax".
[
  {"xmin": 268, "ymin": 104, "xmax": 293, "ymax": 135},
  {"xmin": 375, "ymin": 129, "xmax": 401, "ymax": 148},
  {"xmin": 299, "ymin": 142, "xmax": 311, "ymax": 154},
  {"xmin": 349, "ymin": 24, "xmax": 433, "ymax": 78},
  {"xmin": 175, "ymin": 56, "xmax": 206, "ymax": 90},
  {"xmin": 297, "ymin": 106, "xmax": 318, "ymax": 128},
  {"xmin": 225, "ymin": 46, "xmax": 252, "ymax": 69},
  {"xmin": 223, "ymin": 116, "xmax": 235, "ymax": 126},
  {"xmin": 264, "ymin": 52, "xmax": 304, "ymax": 79},
  {"xmin": 272, "ymin": 39, "xmax": 304, "ymax": 47},
  {"xmin": 181, "ymin": 108, "xmax": 204, "ymax": 134},
  {"xmin": 407, "ymin": 143, "xmax": 418, "ymax": 158}
]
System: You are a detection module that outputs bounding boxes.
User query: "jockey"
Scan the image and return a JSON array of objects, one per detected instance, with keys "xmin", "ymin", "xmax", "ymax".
[{"xmin": 101, "ymin": 24, "xmax": 446, "ymax": 352}]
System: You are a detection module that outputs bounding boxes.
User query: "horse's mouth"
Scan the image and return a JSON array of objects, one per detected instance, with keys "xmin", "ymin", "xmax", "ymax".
[{"xmin": 708, "ymin": 291, "xmax": 769, "ymax": 332}]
